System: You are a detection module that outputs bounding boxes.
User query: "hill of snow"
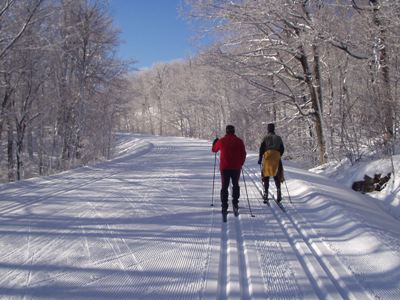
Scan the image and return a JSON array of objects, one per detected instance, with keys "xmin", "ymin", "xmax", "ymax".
[{"xmin": 310, "ymin": 155, "xmax": 400, "ymax": 220}]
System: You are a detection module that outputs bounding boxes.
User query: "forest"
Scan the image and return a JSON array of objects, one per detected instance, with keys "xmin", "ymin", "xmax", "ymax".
[
  {"xmin": 1, "ymin": 0, "xmax": 399, "ymax": 182},
  {"xmin": 0, "ymin": 0, "xmax": 132, "ymax": 182}
]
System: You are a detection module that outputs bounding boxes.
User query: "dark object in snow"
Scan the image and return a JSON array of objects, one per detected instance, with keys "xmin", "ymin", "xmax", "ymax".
[
  {"xmin": 352, "ymin": 181, "xmax": 365, "ymax": 193},
  {"xmin": 222, "ymin": 211, "xmax": 227, "ymax": 222},
  {"xmin": 363, "ymin": 175, "xmax": 375, "ymax": 193},
  {"xmin": 375, "ymin": 173, "xmax": 391, "ymax": 191},
  {"xmin": 351, "ymin": 173, "xmax": 391, "ymax": 193}
]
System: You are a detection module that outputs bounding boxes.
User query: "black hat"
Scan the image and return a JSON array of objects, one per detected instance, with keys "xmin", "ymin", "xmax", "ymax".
[
  {"xmin": 267, "ymin": 123, "xmax": 275, "ymax": 133},
  {"xmin": 226, "ymin": 125, "xmax": 235, "ymax": 134}
]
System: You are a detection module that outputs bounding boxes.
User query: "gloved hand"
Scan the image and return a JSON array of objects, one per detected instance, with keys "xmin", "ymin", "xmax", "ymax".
[
  {"xmin": 257, "ymin": 159, "xmax": 262, "ymax": 165},
  {"xmin": 213, "ymin": 138, "xmax": 219, "ymax": 146}
]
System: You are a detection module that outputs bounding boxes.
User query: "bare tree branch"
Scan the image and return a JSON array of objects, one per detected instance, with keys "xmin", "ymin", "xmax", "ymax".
[{"xmin": 0, "ymin": 0, "xmax": 43, "ymax": 60}]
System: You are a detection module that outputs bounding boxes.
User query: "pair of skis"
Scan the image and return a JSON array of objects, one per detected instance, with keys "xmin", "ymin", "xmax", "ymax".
[
  {"xmin": 221, "ymin": 193, "xmax": 286, "ymax": 222},
  {"xmin": 263, "ymin": 194, "xmax": 286, "ymax": 212},
  {"xmin": 260, "ymin": 165, "xmax": 287, "ymax": 212}
]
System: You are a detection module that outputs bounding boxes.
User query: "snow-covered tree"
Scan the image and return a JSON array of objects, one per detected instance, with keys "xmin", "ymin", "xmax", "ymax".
[{"xmin": 0, "ymin": 0, "xmax": 130, "ymax": 182}]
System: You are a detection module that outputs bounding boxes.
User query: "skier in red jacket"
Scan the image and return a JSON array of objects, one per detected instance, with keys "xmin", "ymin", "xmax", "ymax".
[{"xmin": 212, "ymin": 125, "xmax": 246, "ymax": 221}]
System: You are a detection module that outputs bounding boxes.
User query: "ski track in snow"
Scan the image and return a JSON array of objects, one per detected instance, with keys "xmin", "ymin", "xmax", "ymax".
[{"xmin": 0, "ymin": 134, "xmax": 399, "ymax": 299}]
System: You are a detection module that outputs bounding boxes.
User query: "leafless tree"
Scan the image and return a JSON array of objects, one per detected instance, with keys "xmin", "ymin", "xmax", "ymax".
[{"xmin": 0, "ymin": 0, "xmax": 130, "ymax": 182}]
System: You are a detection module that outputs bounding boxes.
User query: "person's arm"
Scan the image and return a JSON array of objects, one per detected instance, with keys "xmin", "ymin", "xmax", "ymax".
[
  {"xmin": 212, "ymin": 138, "xmax": 220, "ymax": 153},
  {"xmin": 279, "ymin": 136, "xmax": 285, "ymax": 156},
  {"xmin": 241, "ymin": 141, "xmax": 247, "ymax": 166},
  {"xmin": 258, "ymin": 139, "xmax": 265, "ymax": 164}
]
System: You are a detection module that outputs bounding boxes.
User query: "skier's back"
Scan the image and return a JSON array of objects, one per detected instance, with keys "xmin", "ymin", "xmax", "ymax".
[
  {"xmin": 258, "ymin": 123, "xmax": 284, "ymax": 202},
  {"xmin": 212, "ymin": 125, "xmax": 246, "ymax": 221}
]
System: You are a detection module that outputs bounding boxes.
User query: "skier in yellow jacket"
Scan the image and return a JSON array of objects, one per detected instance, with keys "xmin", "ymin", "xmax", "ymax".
[{"xmin": 258, "ymin": 123, "xmax": 285, "ymax": 203}]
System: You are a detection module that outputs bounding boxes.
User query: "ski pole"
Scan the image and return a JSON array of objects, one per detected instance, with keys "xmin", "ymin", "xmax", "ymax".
[
  {"xmin": 242, "ymin": 168, "xmax": 255, "ymax": 217},
  {"xmin": 284, "ymin": 179, "xmax": 293, "ymax": 204},
  {"xmin": 260, "ymin": 164, "xmax": 265, "ymax": 194},
  {"xmin": 211, "ymin": 152, "xmax": 217, "ymax": 207}
]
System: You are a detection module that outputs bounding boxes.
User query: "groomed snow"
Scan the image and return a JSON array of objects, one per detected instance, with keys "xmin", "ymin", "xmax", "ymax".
[{"xmin": 0, "ymin": 134, "xmax": 399, "ymax": 299}]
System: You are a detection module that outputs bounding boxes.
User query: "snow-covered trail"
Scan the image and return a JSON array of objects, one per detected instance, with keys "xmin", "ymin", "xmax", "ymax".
[{"xmin": 0, "ymin": 134, "xmax": 399, "ymax": 299}]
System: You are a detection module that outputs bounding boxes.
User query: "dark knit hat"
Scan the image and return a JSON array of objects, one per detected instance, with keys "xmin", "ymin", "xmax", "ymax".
[
  {"xmin": 226, "ymin": 125, "xmax": 235, "ymax": 134},
  {"xmin": 267, "ymin": 123, "xmax": 275, "ymax": 133}
]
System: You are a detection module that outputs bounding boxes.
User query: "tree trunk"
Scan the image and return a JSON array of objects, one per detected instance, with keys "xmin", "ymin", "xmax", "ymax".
[
  {"xmin": 7, "ymin": 117, "xmax": 14, "ymax": 181},
  {"xmin": 0, "ymin": 82, "xmax": 13, "ymax": 146},
  {"xmin": 298, "ymin": 45, "xmax": 327, "ymax": 164},
  {"xmin": 27, "ymin": 126, "xmax": 34, "ymax": 160},
  {"xmin": 15, "ymin": 120, "xmax": 26, "ymax": 180},
  {"xmin": 38, "ymin": 124, "xmax": 44, "ymax": 176},
  {"xmin": 371, "ymin": 0, "xmax": 393, "ymax": 137}
]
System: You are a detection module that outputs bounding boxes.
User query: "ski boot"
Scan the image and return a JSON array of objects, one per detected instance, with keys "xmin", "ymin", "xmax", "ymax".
[
  {"xmin": 222, "ymin": 210, "xmax": 228, "ymax": 222},
  {"xmin": 263, "ymin": 192, "xmax": 268, "ymax": 204},
  {"xmin": 233, "ymin": 205, "xmax": 239, "ymax": 217}
]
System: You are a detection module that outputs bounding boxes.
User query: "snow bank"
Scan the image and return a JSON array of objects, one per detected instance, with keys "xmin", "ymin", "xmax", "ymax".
[
  {"xmin": 310, "ymin": 155, "xmax": 400, "ymax": 220},
  {"xmin": 112, "ymin": 133, "xmax": 153, "ymax": 160}
]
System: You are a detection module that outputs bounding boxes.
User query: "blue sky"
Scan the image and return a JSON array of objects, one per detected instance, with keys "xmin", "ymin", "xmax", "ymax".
[{"xmin": 109, "ymin": 0, "xmax": 197, "ymax": 69}]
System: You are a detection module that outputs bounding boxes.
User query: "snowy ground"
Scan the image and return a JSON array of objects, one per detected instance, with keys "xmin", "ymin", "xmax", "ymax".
[
  {"xmin": 0, "ymin": 133, "xmax": 399, "ymax": 299},
  {"xmin": 310, "ymin": 155, "xmax": 400, "ymax": 220}
]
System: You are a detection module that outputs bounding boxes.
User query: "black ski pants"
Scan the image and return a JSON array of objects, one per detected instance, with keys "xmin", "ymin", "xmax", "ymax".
[
  {"xmin": 220, "ymin": 169, "xmax": 241, "ymax": 213},
  {"xmin": 263, "ymin": 160, "xmax": 282, "ymax": 193}
]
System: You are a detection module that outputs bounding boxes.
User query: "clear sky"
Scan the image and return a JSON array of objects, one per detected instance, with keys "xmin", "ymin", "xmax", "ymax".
[{"xmin": 109, "ymin": 0, "xmax": 196, "ymax": 69}]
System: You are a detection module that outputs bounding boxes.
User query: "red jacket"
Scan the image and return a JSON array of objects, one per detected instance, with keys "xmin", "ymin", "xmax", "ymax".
[{"xmin": 212, "ymin": 133, "xmax": 246, "ymax": 171}]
